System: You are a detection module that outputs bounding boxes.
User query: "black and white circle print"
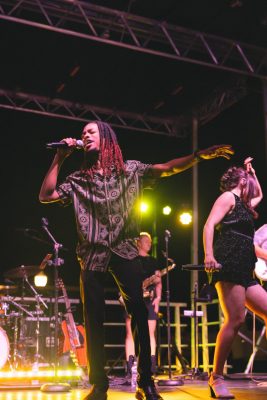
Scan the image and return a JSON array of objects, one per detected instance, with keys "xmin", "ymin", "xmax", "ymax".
[{"xmin": 110, "ymin": 189, "xmax": 120, "ymax": 199}]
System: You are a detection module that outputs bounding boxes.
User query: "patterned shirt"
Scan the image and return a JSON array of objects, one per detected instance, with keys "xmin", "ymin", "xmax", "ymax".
[{"xmin": 57, "ymin": 160, "xmax": 154, "ymax": 272}]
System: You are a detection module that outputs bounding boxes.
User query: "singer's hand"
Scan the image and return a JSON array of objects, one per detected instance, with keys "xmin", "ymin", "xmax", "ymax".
[
  {"xmin": 57, "ymin": 138, "xmax": 77, "ymax": 158},
  {"xmin": 204, "ymin": 255, "xmax": 221, "ymax": 272},
  {"xmin": 244, "ymin": 156, "xmax": 255, "ymax": 175},
  {"xmin": 197, "ymin": 144, "xmax": 234, "ymax": 161}
]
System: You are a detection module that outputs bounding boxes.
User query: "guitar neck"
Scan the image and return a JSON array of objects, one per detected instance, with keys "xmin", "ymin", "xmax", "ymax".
[
  {"xmin": 143, "ymin": 263, "xmax": 176, "ymax": 290},
  {"xmin": 160, "ymin": 263, "xmax": 176, "ymax": 277},
  {"xmin": 60, "ymin": 283, "xmax": 81, "ymax": 346}
]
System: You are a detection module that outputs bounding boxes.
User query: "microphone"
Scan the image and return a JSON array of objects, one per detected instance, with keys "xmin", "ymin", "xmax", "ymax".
[
  {"xmin": 182, "ymin": 263, "xmax": 222, "ymax": 271},
  {"xmin": 46, "ymin": 140, "xmax": 84, "ymax": 149}
]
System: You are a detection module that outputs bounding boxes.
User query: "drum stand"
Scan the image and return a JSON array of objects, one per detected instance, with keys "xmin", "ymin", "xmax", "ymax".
[
  {"xmin": 23, "ymin": 273, "xmax": 48, "ymax": 370},
  {"xmin": 5, "ymin": 296, "xmax": 34, "ymax": 370},
  {"xmin": 241, "ymin": 309, "xmax": 267, "ymax": 374},
  {"xmin": 244, "ymin": 326, "xmax": 266, "ymax": 374},
  {"xmin": 40, "ymin": 217, "xmax": 71, "ymax": 393}
]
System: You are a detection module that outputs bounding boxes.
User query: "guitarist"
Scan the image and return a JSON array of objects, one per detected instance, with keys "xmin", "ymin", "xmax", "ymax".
[{"xmin": 121, "ymin": 232, "xmax": 162, "ymax": 379}]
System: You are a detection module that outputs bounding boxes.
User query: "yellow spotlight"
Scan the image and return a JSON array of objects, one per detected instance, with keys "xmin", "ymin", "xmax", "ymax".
[
  {"xmin": 179, "ymin": 211, "xmax": 192, "ymax": 225},
  {"xmin": 140, "ymin": 202, "xmax": 149, "ymax": 213},
  {"xmin": 34, "ymin": 271, "xmax": 48, "ymax": 287},
  {"xmin": 162, "ymin": 206, "xmax": 172, "ymax": 215}
]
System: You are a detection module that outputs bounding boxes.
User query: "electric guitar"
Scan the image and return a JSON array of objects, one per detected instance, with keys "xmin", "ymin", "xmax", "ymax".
[
  {"xmin": 118, "ymin": 263, "xmax": 176, "ymax": 305},
  {"xmin": 57, "ymin": 278, "xmax": 87, "ymax": 367},
  {"xmin": 142, "ymin": 263, "xmax": 176, "ymax": 299},
  {"xmin": 254, "ymin": 258, "xmax": 267, "ymax": 281}
]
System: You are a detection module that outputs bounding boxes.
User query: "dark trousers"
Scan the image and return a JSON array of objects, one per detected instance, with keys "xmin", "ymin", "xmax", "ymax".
[{"xmin": 80, "ymin": 254, "xmax": 152, "ymax": 389}]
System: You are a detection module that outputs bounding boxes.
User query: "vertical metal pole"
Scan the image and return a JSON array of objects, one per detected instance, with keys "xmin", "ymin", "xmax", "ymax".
[
  {"xmin": 54, "ymin": 245, "xmax": 60, "ymax": 379},
  {"xmin": 164, "ymin": 231, "xmax": 172, "ymax": 379},
  {"xmin": 152, "ymin": 207, "xmax": 158, "ymax": 258},
  {"xmin": 191, "ymin": 116, "xmax": 199, "ymax": 370},
  {"xmin": 201, "ymin": 303, "xmax": 209, "ymax": 372}
]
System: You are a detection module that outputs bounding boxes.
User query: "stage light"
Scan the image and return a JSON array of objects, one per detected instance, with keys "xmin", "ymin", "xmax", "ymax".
[
  {"xmin": 34, "ymin": 271, "xmax": 48, "ymax": 287},
  {"xmin": 140, "ymin": 201, "xmax": 149, "ymax": 213},
  {"xmin": 162, "ymin": 205, "xmax": 172, "ymax": 215},
  {"xmin": 179, "ymin": 211, "xmax": 192, "ymax": 225},
  {"xmin": 0, "ymin": 369, "xmax": 83, "ymax": 378}
]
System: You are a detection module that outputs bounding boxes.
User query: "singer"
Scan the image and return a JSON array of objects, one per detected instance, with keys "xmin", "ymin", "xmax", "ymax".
[
  {"xmin": 39, "ymin": 120, "xmax": 233, "ymax": 400},
  {"xmin": 203, "ymin": 158, "xmax": 267, "ymax": 399}
]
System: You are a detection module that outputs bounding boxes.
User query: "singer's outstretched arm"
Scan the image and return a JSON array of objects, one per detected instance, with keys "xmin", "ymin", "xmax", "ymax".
[
  {"xmin": 150, "ymin": 144, "xmax": 233, "ymax": 177},
  {"xmin": 40, "ymin": 139, "xmax": 233, "ymax": 202}
]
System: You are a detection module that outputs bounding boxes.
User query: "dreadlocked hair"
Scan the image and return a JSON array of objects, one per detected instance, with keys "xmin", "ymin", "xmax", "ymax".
[
  {"xmin": 220, "ymin": 166, "xmax": 258, "ymax": 218},
  {"xmin": 81, "ymin": 121, "xmax": 124, "ymax": 178}
]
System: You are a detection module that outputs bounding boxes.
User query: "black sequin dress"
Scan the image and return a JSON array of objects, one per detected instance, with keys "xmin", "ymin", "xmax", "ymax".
[{"xmin": 212, "ymin": 193, "xmax": 257, "ymax": 287}]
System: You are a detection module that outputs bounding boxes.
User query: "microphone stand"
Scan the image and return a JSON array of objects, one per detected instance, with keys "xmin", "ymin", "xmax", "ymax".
[
  {"xmin": 157, "ymin": 230, "xmax": 184, "ymax": 387},
  {"xmin": 189, "ymin": 282, "xmax": 209, "ymax": 380},
  {"xmin": 40, "ymin": 217, "xmax": 71, "ymax": 393}
]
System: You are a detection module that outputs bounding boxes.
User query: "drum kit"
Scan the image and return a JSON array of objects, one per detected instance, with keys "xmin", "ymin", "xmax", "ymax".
[{"xmin": 0, "ymin": 264, "xmax": 49, "ymax": 370}]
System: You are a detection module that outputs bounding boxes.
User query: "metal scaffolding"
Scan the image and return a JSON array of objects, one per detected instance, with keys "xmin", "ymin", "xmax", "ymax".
[
  {"xmin": 0, "ymin": 88, "xmax": 180, "ymax": 136},
  {"xmin": 0, "ymin": 80, "xmax": 247, "ymax": 136},
  {"xmin": 0, "ymin": 0, "xmax": 267, "ymax": 80}
]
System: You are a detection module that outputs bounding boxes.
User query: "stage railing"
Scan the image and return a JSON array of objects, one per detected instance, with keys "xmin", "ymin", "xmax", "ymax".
[
  {"xmin": 196, "ymin": 299, "xmax": 222, "ymax": 373},
  {"xmin": 104, "ymin": 300, "xmax": 188, "ymax": 372}
]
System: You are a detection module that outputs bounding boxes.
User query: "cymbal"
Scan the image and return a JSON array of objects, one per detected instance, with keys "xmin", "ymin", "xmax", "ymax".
[
  {"xmin": 4, "ymin": 265, "xmax": 41, "ymax": 279},
  {"xmin": 0, "ymin": 284, "xmax": 18, "ymax": 294}
]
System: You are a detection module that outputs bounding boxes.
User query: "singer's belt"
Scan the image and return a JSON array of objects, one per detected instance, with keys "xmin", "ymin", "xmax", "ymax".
[{"xmin": 225, "ymin": 229, "xmax": 253, "ymax": 240}]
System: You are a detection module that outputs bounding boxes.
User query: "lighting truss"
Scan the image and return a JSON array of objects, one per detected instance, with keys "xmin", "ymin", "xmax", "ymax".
[
  {"xmin": 0, "ymin": 0, "xmax": 267, "ymax": 80},
  {"xmin": 156, "ymin": 78, "xmax": 248, "ymax": 136},
  {"xmin": 192, "ymin": 78, "xmax": 248, "ymax": 125},
  {"xmin": 0, "ymin": 78, "xmax": 247, "ymax": 137},
  {"xmin": 0, "ymin": 88, "xmax": 179, "ymax": 136}
]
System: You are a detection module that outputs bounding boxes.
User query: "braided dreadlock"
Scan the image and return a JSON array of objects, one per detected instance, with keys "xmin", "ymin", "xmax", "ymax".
[{"xmin": 81, "ymin": 121, "xmax": 124, "ymax": 178}]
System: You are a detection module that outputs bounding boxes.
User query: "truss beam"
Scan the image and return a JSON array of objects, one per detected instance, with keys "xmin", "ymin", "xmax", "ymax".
[
  {"xmin": 164, "ymin": 79, "xmax": 248, "ymax": 136},
  {"xmin": 0, "ymin": 0, "xmax": 267, "ymax": 80},
  {"xmin": 0, "ymin": 89, "xmax": 179, "ymax": 136},
  {"xmin": 0, "ymin": 82, "xmax": 247, "ymax": 137},
  {"xmin": 193, "ymin": 78, "xmax": 248, "ymax": 125}
]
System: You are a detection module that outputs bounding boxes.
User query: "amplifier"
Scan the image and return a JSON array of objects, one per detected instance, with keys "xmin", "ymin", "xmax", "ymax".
[{"xmin": 19, "ymin": 317, "xmax": 65, "ymax": 366}]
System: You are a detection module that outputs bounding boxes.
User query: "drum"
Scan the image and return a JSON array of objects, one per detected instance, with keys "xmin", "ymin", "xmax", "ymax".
[{"xmin": 0, "ymin": 327, "xmax": 10, "ymax": 368}]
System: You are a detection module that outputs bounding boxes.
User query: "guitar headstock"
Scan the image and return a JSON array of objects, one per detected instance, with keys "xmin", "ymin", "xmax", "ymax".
[
  {"xmin": 168, "ymin": 263, "xmax": 176, "ymax": 272},
  {"xmin": 39, "ymin": 253, "xmax": 53, "ymax": 270}
]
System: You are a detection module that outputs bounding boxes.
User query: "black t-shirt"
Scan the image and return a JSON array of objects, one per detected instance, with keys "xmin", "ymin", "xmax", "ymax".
[{"xmin": 138, "ymin": 255, "xmax": 158, "ymax": 279}]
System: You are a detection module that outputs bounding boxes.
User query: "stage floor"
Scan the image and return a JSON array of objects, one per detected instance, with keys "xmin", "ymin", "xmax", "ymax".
[{"xmin": 0, "ymin": 377, "xmax": 267, "ymax": 399}]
